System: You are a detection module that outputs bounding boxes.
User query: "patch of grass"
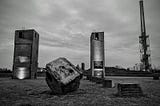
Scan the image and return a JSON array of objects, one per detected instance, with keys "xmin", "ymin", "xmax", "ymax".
[{"xmin": 0, "ymin": 77, "xmax": 160, "ymax": 106}]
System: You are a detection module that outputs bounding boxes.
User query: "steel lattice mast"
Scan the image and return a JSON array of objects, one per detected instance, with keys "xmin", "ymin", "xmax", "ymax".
[{"xmin": 139, "ymin": 0, "xmax": 151, "ymax": 71}]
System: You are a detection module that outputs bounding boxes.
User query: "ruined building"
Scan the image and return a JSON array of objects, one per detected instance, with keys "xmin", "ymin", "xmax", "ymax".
[
  {"xmin": 90, "ymin": 32, "xmax": 105, "ymax": 78},
  {"xmin": 12, "ymin": 29, "xmax": 39, "ymax": 79}
]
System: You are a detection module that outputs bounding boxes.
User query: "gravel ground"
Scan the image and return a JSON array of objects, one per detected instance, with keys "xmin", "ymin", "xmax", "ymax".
[{"xmin": 0, "ymin": 77, "xmax": 160, "ymax": 106}]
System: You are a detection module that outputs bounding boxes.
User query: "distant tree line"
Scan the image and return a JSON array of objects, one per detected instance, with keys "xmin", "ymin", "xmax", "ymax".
[{"xmin": 0, "ymin": 68, "xmax": 12, "ymax": 73}]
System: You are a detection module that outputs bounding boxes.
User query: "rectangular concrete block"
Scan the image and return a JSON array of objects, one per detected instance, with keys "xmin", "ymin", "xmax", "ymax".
[
  {"xmin": 90, "ymin": 77, "xmax": 103, "ymax": 84},
  {"xmin": 153, "ymin": 73, "xmax": 159, "ymax": 80},
  {"xmin": 153, "ymin": 76, "xmax": 159, "ymax": 80},
  {"xmin": 117, "ymin": 83, "xmax": 143, "ymax": 97},
  {"xmin": 45, "ymin": 57, "xmax": 83, "ymax": 94},
  {"xmin": 102, "ymin": 80, "xmax": 112, "ymax": 88}
]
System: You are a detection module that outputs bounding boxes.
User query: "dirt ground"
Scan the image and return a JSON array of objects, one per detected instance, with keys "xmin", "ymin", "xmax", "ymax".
[{"xmin": 0, "ymin": 77, "xmax": 160, "ymax": 106}]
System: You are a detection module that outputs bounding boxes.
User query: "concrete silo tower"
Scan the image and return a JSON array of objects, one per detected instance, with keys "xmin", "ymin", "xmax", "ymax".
[{"xmin": 90, "ymin": 32, "xmax": 105, "ymax": 78}]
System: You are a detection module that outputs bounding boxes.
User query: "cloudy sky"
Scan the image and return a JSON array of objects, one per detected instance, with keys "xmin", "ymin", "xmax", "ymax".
[{"xmin": 0, "ymin": 0, "xmax": 160, "ymax": 69}]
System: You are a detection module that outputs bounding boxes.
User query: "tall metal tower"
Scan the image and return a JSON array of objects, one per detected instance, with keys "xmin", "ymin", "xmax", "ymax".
[{"xmin": 139, "ymin": 0, "xmax": 151, "ymax": 71}]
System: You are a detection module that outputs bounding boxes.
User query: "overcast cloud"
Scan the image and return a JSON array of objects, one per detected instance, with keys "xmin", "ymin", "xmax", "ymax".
[{"xmin": 0, "ymin": 0, "xmax": 160, "ymax": 69}]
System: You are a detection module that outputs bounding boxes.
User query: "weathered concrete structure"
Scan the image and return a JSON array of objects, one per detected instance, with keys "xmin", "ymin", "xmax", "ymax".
[
  {"xmin": 117, "ymin": 83, "xmax": 143, "ymax": 97},
  {"xmin": 45, "ymin": 57, "xmax": 83, "ymax": 94},
  {"xmin": 81, "ymin": 63, "xmax": 85, "ymax": 71},
  {"xmin": 90, "ymin": 32, "xmax": 105, "ymax": 78},
  {"xmin": 12, "ymin": 29, "xmax": 39, "ymax": 79}
]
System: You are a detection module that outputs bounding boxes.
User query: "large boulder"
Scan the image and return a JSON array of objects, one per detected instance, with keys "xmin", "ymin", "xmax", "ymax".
[{"xmin": 45, "ymin": 57, "xmax": 83, "ymax": 94}]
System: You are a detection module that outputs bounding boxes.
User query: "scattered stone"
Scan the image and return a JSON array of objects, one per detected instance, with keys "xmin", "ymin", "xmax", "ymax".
[{"xmin": 45, "ymin": 57, "xmax": 83, "ymax": 94}]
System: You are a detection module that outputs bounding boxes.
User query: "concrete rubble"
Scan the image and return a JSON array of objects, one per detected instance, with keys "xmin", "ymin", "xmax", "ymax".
[{"xmin": 45, "ymin": 57, "xmax": 83, "ymax": 94}]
